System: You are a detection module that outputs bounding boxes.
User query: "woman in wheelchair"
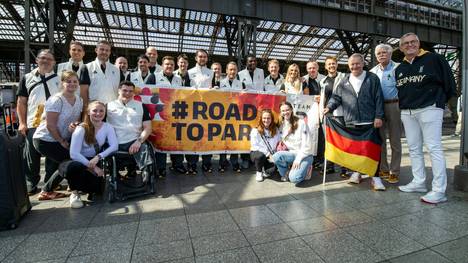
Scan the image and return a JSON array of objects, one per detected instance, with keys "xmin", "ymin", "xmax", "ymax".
[{"xmin": 65, "ymin": 101, "xmax": 118, "ymax": 208}]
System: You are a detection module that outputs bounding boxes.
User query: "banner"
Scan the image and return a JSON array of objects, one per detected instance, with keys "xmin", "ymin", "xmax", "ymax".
[
  {"xmin": 324, "ymin": 116, "xmax": 381, "ymax": 176},
  {"xmin": 135, "ymin": 86, "xmax": 318, "ymax": 154}
]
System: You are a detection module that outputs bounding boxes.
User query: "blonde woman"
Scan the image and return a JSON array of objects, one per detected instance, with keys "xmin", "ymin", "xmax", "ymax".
[{"xmin": 280, "ymin": 64, "xmax": 303, "ymax": 94}]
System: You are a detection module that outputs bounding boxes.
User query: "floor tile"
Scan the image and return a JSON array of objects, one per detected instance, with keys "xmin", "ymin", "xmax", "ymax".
[
  {"xmin": 242, "ymin": 223, "xmax": 297, "ymax": 245},
  {"xmin": 3, "ymin": 229, "xmax": 85, "ymax": 262},
  {"xmin": 191, "ymin": 230, "xmax": 249, "ymax": 256},
  {"xmin": 66, "ymin": 248, "xmax": 132, "ymax": 263},
  {"xmin": 252, "ymin": 237, "xmax": 324, "ymax": 263},
  {"xmin": 287, "ymin": 217, "xmax": 338, "ymax": 236},
  {"xmin": 389, "ymin": 249, "xmax": 451, "ymax": 263},
  {"xmin": 266, "ymin": 200, "xmax": 321, "ymax": 222},
  {"xmin": 345, "ymin": 221, "xmax": 425, "ymax": 260},
  {"xmin": 325, "ymin": 210, "xmax": 374, "ymax": 227},
  {"xmin": 136, "ymin": 216, "xmax": 190, "ymax": 245},
  {"xmin": 71, "ymin": 222, "xmax": 137, "ymax": 256},
  {"xmin": 301, "ymin": 196, "xmax": 354, "ymax": 215},
  {"xmin": 187, "ymin": 210, "xmax": 238, "ymax": 237},
  {"xmin": 383, "ymin": 214, "xmax": 459, "ymax": 246},
  {"xmin": 131, "ymin": 239, "xmax": 193, "ymax": 262},
  {"xmin": 229, "ymin": 205, "xmax": 282, "ymax": 229},
  {"xmin": 432, "ymin": 236, "xmax": 468, "ymax": 263},
  {"xmin": 195, "ymin": 247, "xmax": 259, "ymax": 263},
  {"xmin": 302, "ymin": 229, "xmax": 383, "ymax": 263}
]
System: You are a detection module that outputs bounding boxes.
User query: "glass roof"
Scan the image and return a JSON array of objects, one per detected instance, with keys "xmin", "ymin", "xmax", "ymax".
[{"xmin": 0, "ymin": 0, "xmax": 462, "ymax": 65}]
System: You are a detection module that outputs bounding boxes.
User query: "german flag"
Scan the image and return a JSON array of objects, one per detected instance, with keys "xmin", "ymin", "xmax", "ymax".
[{"xmin": 324, "ymin": 116, "xmax": 381, "ymax": 176}]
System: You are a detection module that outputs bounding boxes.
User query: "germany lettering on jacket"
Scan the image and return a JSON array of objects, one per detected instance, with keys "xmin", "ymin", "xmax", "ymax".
[{"xmin": 396, "ymin": 75, "xmax": 426, "ymax": 87}]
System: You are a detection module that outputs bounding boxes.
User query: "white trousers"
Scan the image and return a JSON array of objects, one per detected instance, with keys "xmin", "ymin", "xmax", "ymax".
[{"xmin": 400, "ymin": 105, "xmax": 447, "ymax": 193}]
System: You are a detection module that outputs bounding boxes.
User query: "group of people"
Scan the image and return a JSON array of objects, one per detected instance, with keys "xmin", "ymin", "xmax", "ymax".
[{"xmin": 16, "ymin": 31, "xmax": 456, "ymax": 209}]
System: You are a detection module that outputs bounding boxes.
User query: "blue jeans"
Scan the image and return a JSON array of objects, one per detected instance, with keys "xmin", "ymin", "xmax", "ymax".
[{"xmin": 273, "ymin": 151, "xmax": 313, "ymax": 184}]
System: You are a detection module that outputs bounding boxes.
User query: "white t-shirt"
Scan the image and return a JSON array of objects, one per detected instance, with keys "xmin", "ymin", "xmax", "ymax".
[
  {"xmin": 349, "ymin": 71, "xmax": 366, "ymax": 96},
  {"xmin": 33, "ymin": 93, "xmax": 83, "ymax": 142}
]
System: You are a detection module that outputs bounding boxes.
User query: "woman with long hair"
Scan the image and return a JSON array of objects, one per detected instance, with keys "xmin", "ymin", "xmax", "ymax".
[
  {"xmin": 33, "ymin": 70, "xmax": 83, "ymax": 200},
  {"xmin": 273, "ymin": 101, "xmax": 316, "ymax": 184},
  {"xmin": 64, "ymin": 101, "xmax": 118, "ymax": 208},
  {"xmin": 250, "ymin": 109, "xmax": 281, "ymax": 182},
  {"xmin": 280, "ymin": 64, "xmax": 303, "ymax": 94}
]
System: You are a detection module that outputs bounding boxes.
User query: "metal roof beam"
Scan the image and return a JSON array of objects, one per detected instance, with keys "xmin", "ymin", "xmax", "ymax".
[
  {"xmin": 139, "ymin": 3, "xmax": 149, "ymax": 48},
  {"xmin": 285, "ymin": 26, "xmax": 320, "ymax": 63},
  {"xmin": 90, "ymin": 0, "xmax": 113, "ymax": 45},
  {"xmin": 207, "ymin": 15, "xmax": 223, "ymax": 56},
  {"xmin": 261, "ymin": 23, "xmax": 288, "ymax": 60},
  {"xmin": 1, "ymin": 2, "xmax": 25, "ymax": 35}
]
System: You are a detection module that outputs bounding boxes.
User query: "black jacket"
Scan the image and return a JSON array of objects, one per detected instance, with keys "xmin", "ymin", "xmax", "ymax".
[
  {"xmin": 327, "ymin": 72, "xmax": 384, "ymax": 125},
  {"xmin": 396, "ymin": 50, "xmax": 456, "ymax": 110}
]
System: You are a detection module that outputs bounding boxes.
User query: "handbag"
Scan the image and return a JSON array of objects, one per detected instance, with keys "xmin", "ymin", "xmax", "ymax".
[
  {"xmin": 276, "ymin": 128, "xmax": 292, "ymax": 152},
  {"xmin": 276, "ymin": 140, "xmax": 289, "ymax": 152}
]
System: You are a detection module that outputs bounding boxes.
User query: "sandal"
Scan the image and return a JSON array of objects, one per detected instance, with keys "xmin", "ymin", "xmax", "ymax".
[{"xmin": 38, "ymin": 191, "xmax": 68, "ymax": 201}]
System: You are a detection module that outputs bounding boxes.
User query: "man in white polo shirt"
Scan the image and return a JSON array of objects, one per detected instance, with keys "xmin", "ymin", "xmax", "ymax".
[
  {"xmin": 106, "ymin": 81, "xmax": 153, "ymax": 174},
  {"xmin": 17, "ymin": 49, "xmax": 60, "ymax": 194},
  {"xmin": 80, "ymin": 40, "xmax": 120, "ymax": 105}
]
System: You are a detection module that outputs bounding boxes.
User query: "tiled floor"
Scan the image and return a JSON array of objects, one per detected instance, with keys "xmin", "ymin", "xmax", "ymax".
[{"xmin": 1, "ymin": 135, "xmax": 468, "ymax": 263}]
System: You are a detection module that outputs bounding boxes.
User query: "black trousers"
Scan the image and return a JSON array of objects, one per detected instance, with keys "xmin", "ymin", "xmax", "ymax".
[
  {"xmin": 62, "ymin": 161, "xmax": 103, "ymax": 193},
  {"xmin": 250, "ymin": 151, "xmax": 275, "ymax": 174},
  {"xmin": 24, "ymin": 129, "xmax": 57, "ymax": 191},
  {"xmin": 32, "ymin": 139, "xmax": 69, "ymax": 192}
]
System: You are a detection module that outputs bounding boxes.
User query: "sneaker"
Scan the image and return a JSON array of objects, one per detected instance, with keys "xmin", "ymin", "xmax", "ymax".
[
  {"xmin": 187, "ymin": 165, "xmax": 197, "ymax": 175},
  {"xmin": 218, "ymin": 166, "xmax": 226, "ymax": 173},
  {"xmin": 371, "ymin": 177, "xmax": 386, "ymax": 191},
  {"xmin": 386, "ymin": 173, "xmax": 399, "ymax": 184},
  {"xmin": 379, "ymin": 171, "xmax": 390, "ymax": 180},
  {"xmin": 340, "ymin": 169, "xmax": 349, "ymax": 178},
  {"xmin": 241, "ymin": 159, "xmax": 250, "ymax": 169},
  {"xmin": 398, "ymin": 182, "xmax": 427, "ymax": 193},
  {"xmin": 233, "ymin": 164, "xmax": 241, "ymax": 173},
  {"xmin": 158, "ymin": 169, "xmax": 166, "ymax": 178},
  {"xmin": 349, "ymin": 172, "xmax": 361, "ymax": 184},
  {"xmin": 262, "ymin": 172, "xmax": 272, "ymax": 178},
  {"xmin": 255, "ymin": 172, "xmax": 264, "ymax": 182},
  {"xmin": 280, "ymin": 176, "xmax": 288, "ymax": 182},
  {"xmin": 70, "ymin": 193, "xmax": 84, "ymax": 209},
  {"xmin": 174, "ymin": 166, "xmax": 187, "ymax": 174},
  {"xmin": 326, "ymin": 166, "xmax": 336, "ymax": 174},
  {"xmin": 421, "ymin": 191, "xmax": 447, "ymax": 204},
  {"xmin": 202, "ymin": 164, "xmax": 213, "ymax": 173}
]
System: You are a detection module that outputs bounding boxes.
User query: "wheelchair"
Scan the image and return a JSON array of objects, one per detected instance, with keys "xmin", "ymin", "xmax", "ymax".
[{"xmin": 103, "ymin": 141, "xmax": 157, "ymax": 203}]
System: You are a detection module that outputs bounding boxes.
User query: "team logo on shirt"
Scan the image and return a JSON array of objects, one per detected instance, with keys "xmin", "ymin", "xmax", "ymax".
[{"xmin": 419, "ymin": 66, "xmax": 424, "ymax": 73}]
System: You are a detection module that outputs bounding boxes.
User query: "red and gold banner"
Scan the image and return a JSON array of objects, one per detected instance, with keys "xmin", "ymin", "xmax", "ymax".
[{"xmin": 135, "ymin": 86, "xmax": 285, "ymax": 154}]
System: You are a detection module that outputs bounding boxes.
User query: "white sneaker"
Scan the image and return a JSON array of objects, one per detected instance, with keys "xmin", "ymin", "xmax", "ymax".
[
  {"xmin": 421, "ymin": 191, "xmax": 447, "ymax": 204},
  {"xmin": 349, "ymin": 172, "xmax": 361, "ymax": 184},
  {"xmin": 398, "ymin": 182, "xmax": 428, "ymax": 193},
  {"xmin": 371, "ymin": 177, "xmax": 386, "ymax": 191},
  {"xmin": 70, "ymin": 192, "xmax": 84, "ymax": 209},
  {"xmin": 255, "ymin": 172, "xmax": 264, "ymax": 182}
]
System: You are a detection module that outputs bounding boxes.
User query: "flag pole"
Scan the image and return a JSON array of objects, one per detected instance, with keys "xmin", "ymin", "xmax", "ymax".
[{"xmin": 322, "ymin": 115, "xmax": 327, "ymax": 186}]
